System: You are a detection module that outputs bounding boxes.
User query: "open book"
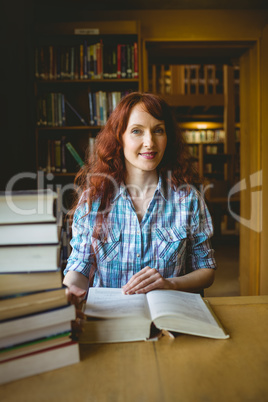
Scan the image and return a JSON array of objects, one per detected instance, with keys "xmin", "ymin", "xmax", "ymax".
[{"xmin": 79, "ymin": 288, "xmax": 229, "ymax": 343}]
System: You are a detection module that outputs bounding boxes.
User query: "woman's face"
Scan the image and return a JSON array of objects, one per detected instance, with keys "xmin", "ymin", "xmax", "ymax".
[{"xmin": 122, "ymin": 104, "xmax": 167, "ymax": 176}]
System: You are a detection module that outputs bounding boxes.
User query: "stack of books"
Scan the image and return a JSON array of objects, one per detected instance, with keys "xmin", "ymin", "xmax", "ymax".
[{"xmin": 0, "ymin": 190, "xmax": 79, "ymax": 385}]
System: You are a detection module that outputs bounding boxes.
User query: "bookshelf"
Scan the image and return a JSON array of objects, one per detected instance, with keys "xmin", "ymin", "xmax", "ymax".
[
  {"xmin": 144, "ymin": 46, "xmax": 240, "ymax": 190},
  {"xmin": 34, "ymin": 21, "xmax": 141, "ymax": 182}
]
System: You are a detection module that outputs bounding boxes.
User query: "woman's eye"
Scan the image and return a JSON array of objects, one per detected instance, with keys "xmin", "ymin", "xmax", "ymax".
[
  {"xmin": 154, "ymin": 127, "xmax": 165, "ymax": 134},
  {"xmin": 132, "ymin": 129, "xmax": 142, "ymax": 134}
]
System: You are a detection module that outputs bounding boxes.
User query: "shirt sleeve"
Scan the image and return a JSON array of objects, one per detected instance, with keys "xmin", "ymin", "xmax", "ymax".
[
  {"xmin": 186, "ymin": 191, "xmax": 217, "ymax": 272},
  {"xmin": 63, "ymin": 201, "xmax": 95, "ymax": 278}
]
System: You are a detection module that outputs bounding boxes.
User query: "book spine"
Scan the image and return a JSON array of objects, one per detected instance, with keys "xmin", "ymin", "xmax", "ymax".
[
  {"xmin": 102, "ymin": 92, "xmax": 107, "ymax": 125},
  {"xmin": 99, "ymin": 91, "xmax": 104, "ymax": 126},
  {"xmin": 89, "ymin": 44, "xmax": 94, "ymax": 79},
  {"xmin": 111, "ymin": 45, "xmax": 117, "ymax": 78},
  {"xmin": 126, "ymin": 44, "xmax": 132, "ymax": 79},
  {"xmin": 46, "ymin": 140, "xmax": 51, "ymax": 173},
  {"xmin": 70, "ymin": 47, "xmax": 75, "ymax": 80},
  {"xmin": 120, "ymin": 45, "xmax": 126, "ymax": 79},
  {"xmin": 103, "ymin": 43, "xmax": 109, "ymax": 79},
  {"xmin": 66, "ymin": 142, "xmax": 84, "ymax": 168},
  {"xmin": 46, "ymin": 93, "xmax": 52, "ymax": 126},
  {"xmin": 99, "ymin": 40, "xmax": 103, "ymax": 79},
  {"xmin": 88, "ymin": 92, "xmax": 94, "ymax": 126},
  {"xmin": 61, "ymin": 94, "xmax": 66, "ymax": 126},
  {"xmin": 96, "ymin": 42, "xmax": 101, "ymax": 79},
  {"xmin": 83, "ymin": 40, "xmax": 88, "ymax": 79},
  {"xmin": 133, "ymin": 42, "xmax": 138, "ymax": 78},
  {"xmin": 95, "ymin": 92, "xmax": 100, "ymax": 126},
  {"xmin": 74, "ymin": 45, "xmax": 79, "ymax": 79},
  {"xmin": 65, "ymin": 100, "xmax": 87, "ymax": 126},
  {"xmin": 117, "ymin": 44, "xmax": 121, "ymax": 79},
  {"xmin": 61, "ymin": 136, "xmax": 67, "ymax": 173},
  {"xmin": 93, "ymin": 44, "xmax": 97, "ymax": 78},
  {"xmin": 92, "ymin": 92, "xmax": 97, "ymax": 126},
  {"xmin": 79, "ymin": 44, "xmax": 84, "ymax": 79},
  {"xmin": 50, "ymin": 139, "xmax": 55, "ymax": 172},
  {"xmin": 54, "ymin": 140, "xmax": 61, "ymax": 172}
]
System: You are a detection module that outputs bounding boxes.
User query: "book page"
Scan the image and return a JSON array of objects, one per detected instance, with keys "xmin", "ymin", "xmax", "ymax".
[
  {"xmin": 147, "ymin": 290, "xmax": 217, "ymax": 325},
  {"xmin": 84, "ymin": 288, "xmax": 150, "ymax": 319}
]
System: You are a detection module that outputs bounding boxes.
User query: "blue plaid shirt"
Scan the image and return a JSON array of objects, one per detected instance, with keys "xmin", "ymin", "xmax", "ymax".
[{"xmin": 64, "ymin": 177, "xmax": 216, "ymax": 287}]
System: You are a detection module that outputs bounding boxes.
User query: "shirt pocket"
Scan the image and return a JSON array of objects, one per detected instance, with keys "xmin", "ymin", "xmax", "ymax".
[
  {"xmin": 155, "ymin": 226, "xmax": 187, "ymax": 263},
  {"xmin": 92, "ymin": 226, "xmax": 121, "ymax": 262}
]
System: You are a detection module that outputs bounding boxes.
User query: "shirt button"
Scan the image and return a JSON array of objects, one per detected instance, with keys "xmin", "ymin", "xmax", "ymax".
[{"xmin": 137, "ymin": 254, "xmax": 140, "ymax": 257}]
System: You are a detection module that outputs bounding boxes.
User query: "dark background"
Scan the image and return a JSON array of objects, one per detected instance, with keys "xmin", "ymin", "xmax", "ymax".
[{"xmin": 1, "ymin": 0, "xmax": 267, "ymax": 191}]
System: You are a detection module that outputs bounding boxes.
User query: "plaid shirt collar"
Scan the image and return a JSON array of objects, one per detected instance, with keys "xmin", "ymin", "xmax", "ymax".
[{"xmin": 111, "ymin": 175, "xmax": 168, "ymax": 204}]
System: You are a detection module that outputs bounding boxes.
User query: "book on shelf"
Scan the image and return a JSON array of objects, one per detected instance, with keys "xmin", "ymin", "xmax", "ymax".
[
  {"xmin": 0, "ymin": 340, "xmax": 79, "ymax": 385},
  {"xmin": 65, "ymin": 99, "xmax": 87, "ymax": 126},
  {"xmin": 37, "ymin": 93, "xmax": 66, "ymax": 127},
  {"xmin": 0, "ymin": 270, "xmax": 63, "ymax": 297},
  {"xmin": 150, "ymin": 64, "xmax": 224, "ymax": 95},
  {"xmin": 0, "ymin": 287, "xmax": 68, "ymax": 322},
  {"xmin": 66, "ymin": 142, "xmax": 84, "ymax": 168},
  {"xmin": 88, "ymin": 90, "xmax": 128, "ymax": 126},
  {"xmin": 133, "ymin": 42, "xmax": 139, "ymax": 78},
  {"xmin": 183, "ymin": 129, "xmax": 225, "ymax": 143},
  {"xmin": 35, "ymin": 40, "xmax": 138, "ymax": 81},
  {"xmin": 88, "ymin": 137, "xmax": 96, "ymax": 160},
  {"xmin": 45, "ymin": 139, "xmax": 85, "ymax": 173},
  {"xmin": 79, "ymin": 288, "xmax": 229, "ymax": 344},
  {"xmin": 0, "ymin": 189, "xmax": 58, "ymax": 224},
  {"xmin": 55, "ymin": 139, "xmax": 61, "ymax": 172},
  {"xmin": 61, "ymin": 135, "xmax": 67, "ymax": 173}
]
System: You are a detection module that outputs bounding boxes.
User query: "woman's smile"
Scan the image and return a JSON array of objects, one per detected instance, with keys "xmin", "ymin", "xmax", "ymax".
[{"xmin": 139, "ymin": 152, "xmax": 157, "ymax": 159}]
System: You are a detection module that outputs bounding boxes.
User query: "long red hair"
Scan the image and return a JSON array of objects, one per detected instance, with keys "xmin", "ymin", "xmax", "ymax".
[{"xmin": 71, "ymin": 92, "xmax": 200, "ymax": 217}]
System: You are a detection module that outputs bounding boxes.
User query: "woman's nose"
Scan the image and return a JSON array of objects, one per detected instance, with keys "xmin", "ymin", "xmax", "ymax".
[{"xmin": 143, "ymin": 131, "xmax": 154, "ymax": 147}]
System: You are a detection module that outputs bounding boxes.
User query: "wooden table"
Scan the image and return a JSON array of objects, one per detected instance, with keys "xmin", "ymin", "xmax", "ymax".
[{"xmin": 1, "ymin": 296, "xmax": 268, "ymax": 402}]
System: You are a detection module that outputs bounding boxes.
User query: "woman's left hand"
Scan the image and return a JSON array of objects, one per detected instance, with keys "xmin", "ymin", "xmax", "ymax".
[{"xmin": 122, "ymin": 266, "xmax": 174, "ymax": 295}]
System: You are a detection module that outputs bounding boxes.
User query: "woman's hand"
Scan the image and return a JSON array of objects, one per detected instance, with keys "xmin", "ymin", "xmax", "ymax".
[
  {"xmin": 65, "ymin": 284, "xmax": 87, "ymax": 340},
  {"xmin": 122, "ymin": 266, "xmax": 175, "ymax": 295},
  {"xmin": 122, "ymin": 267, "xmax": 215, "ymax": 295},
  {"xmin": 65, "ymin": 284, "xmax": 87, "ymax": 310}
]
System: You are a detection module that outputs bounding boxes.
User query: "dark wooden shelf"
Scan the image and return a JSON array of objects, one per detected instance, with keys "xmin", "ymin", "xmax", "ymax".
[
  {"xmin": 163, "ymin": 94, "xmax": 224, "ymax": 107},
  {"xmin": 36, "ymin": 79, "xmax": 140, "ymax": 84},
  {"xmin": 37, "ymin": 126, "xmax": 102, "ymax": 131}
]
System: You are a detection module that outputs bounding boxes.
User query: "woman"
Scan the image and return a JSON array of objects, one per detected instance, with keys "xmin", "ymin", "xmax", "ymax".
[{"xmin": 63, "ymin": 92, "xmax": 216, "ymax": 304}]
